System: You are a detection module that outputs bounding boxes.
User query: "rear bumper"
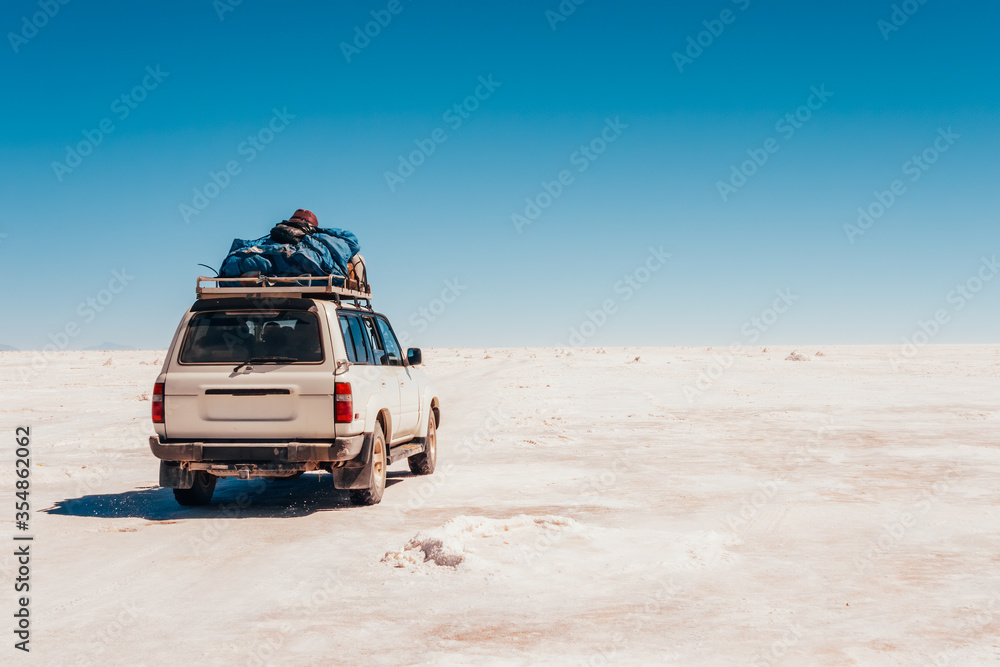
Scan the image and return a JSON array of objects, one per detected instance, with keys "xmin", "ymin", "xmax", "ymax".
[{"xmin": 149, "ymin": 435, "xmax": 365, "ymax": 463}]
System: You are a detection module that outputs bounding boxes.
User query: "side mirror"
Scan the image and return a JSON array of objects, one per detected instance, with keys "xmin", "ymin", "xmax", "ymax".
[{"xmin": 407, "ymin": 348, "xmax": 422, "ymax": 366}]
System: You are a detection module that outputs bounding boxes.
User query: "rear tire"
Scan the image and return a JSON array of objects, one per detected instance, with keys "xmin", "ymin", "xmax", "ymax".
[
  {"xmin": 173, "ymin": 471, "xmax": 217, "ymax": 506},
  {"xmin": 408, "ymin": 413, "xmax": 437, "ymax": 476},
  {"xmin": 350, "ymin": 424, "xmax": 387, "ymax": 506}
]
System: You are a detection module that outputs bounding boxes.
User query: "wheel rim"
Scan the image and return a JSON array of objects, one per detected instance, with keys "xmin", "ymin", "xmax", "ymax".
[
  {"xmin": 427, "ymin": 420, "xmax": 436, "ymax": 462},
  {"xmin": 373, "ymin": 437, "xmax": 385, "ymax": 491}
]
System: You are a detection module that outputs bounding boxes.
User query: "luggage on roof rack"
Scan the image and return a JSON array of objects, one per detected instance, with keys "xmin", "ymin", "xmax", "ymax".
[{"xmin": 218, "ymin": 227, "xmax": 364, "ymax": 288}]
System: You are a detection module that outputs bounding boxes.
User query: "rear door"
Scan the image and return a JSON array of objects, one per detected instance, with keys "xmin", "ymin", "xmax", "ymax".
[
  {"xmin": 337, "ymin": 311, "xmax": 401, "ymax": 440},
  {"xmin": 374, "ymin": 315, "xmax": 419, "ymax": 439},
  {"xmin": 163, "ymin": 305, "xmax": 337, "ymax": 440}
]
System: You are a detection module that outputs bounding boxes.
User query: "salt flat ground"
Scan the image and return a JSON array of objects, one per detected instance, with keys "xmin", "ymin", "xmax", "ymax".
[{"xmin": 1, "ymin": 346, "xmax": 998, "ymax": 666}]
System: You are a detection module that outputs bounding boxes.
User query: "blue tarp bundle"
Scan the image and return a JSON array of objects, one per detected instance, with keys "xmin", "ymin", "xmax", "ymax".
[{"xmin": 219, "ymin": 228, "xmax": 360, "ymax": 284}]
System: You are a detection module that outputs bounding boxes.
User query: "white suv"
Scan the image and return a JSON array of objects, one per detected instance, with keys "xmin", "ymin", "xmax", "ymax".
[{"xmin": 149, "ymin": 277, "xmax": 440, "ymax": 507}]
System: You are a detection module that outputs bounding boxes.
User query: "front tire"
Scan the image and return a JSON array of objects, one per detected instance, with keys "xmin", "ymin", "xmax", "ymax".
[
  {"xmin": 408, "ymin": 413, "xmax": 437, "ymax": 476},
  {"xmin": 350, "ymin": 424, "xmax": 387, "ymax": 506},
  {"xmin": 173, "ymin": 471, "xmax": 217, "ymax": 506}
]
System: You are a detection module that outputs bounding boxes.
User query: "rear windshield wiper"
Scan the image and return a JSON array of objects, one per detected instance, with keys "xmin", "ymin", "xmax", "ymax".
[{"xmin": 233, "ymin": 356, "xmax": 298, "ymax": 373}]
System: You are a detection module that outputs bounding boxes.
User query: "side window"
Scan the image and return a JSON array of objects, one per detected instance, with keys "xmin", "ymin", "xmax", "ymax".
[
  {"xmin": 375, "ymin": 317, "xmax": 404, "ymax": 366},
  {"xmin": 339, "ymin": 314, "xmax": 374, "ymax": 364},
  {"xmin": 339, "ymin": 317, "xmax": 359, "ymax": 363},
  {"xmin": 361, "ymin": 316, "xmax": 386, "ymax": 365}
]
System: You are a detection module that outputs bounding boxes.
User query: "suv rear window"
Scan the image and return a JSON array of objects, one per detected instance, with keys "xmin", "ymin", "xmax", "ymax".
[{"xmin": 180, "ymin": 310, "xmax": 323, "ymax": 364}]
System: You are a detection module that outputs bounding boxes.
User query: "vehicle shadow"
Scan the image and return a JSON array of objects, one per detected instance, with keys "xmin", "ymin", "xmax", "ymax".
[{"xmin": 44, "ymin": 474, "xmax": 411, "ymax": 520}]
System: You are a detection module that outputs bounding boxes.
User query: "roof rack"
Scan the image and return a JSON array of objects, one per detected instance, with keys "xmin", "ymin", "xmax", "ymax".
[{"xmin": 196, "ymin": 275, "xmax": 373, "ymax": 307}]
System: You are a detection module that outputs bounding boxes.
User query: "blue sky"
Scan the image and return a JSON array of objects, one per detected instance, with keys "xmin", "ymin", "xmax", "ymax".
[{"xmin": 1, "ymin": 0, "xmax": 998, "ymax": 350}]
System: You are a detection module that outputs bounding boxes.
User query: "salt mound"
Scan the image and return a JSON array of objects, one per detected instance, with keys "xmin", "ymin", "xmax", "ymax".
[
  {"xmin": 382, "ymin": 514, "xmax": 582, "ymax": 570},
  {"xmin": 785, "ymin": 351, "xmax": 809, "ymax": 361}
]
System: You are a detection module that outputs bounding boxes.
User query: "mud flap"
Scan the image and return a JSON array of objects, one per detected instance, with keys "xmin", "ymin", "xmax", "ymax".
[
  {"xmin": 331, "ymin": 432, "xmax": 375, "ymax": 490},
  {"xmin": 159, "ymin": 461, "xmax": 195, "ymax": 489}
]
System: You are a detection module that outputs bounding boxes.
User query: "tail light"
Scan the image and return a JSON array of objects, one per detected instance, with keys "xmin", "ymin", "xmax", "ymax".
[
  {"xmin": 152, "ymin": 382, "xmax": 164, "ymax": 423},
  {"xmin": 335, "ymin": 382, "xmax": 353, "ymax": 423}
]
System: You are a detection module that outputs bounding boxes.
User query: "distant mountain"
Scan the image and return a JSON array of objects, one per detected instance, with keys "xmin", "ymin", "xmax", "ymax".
[
  {"xmin": 83, "ymin": 342, "xmax": 138, "ymax": 351},
  {"xmin": 0, "ymin": 344, "xmax": 18, "ymax": 351}
]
